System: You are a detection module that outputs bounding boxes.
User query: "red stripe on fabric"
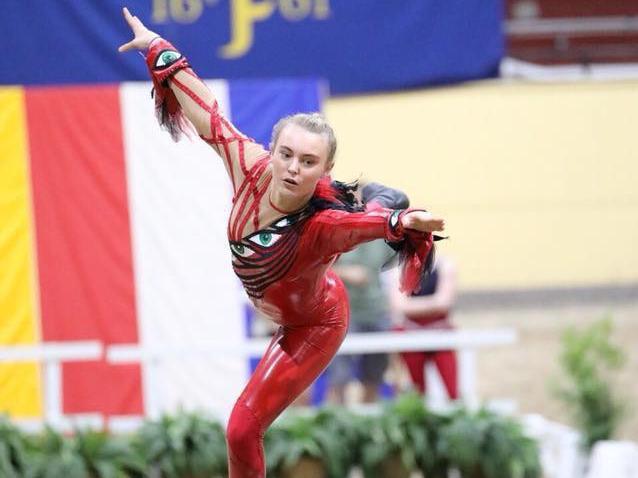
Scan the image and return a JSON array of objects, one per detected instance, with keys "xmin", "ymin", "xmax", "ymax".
[
  {"xmin": 252, "ymin": 177, "xmax": 271, "ymax": 230},
  {"xmin": 221, "ymin": 141, "xmax": 235, "ymax": 188},
  {"xmin": 236, "ymin": 162, "xmax": 270, "ymax": 237},
  {"xmin": 231, "ymin": 159, "xmax": 269, "ymax": 239},
  {"xmin": 25, "ymin": 85, "xmax": 143, "ymax": 415},
  {"xmin": 171, "ymin": 75, "xmax": 213, "ymax": 114},
  {"xmin": 237, "ymin": 136, "xmax": 248, "ymax": 175}
]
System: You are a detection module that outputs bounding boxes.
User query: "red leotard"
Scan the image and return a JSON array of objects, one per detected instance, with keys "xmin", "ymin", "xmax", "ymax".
[
  {"xmin": 144, "ymin": 39, "xmax": 427, "ymax": 477},
  {"xmin": 226, "ymin": 165, "xmax": 406, "ymax": 476}
]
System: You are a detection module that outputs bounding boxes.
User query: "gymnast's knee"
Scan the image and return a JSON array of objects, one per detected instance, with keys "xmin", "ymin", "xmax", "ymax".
[{"xmin": 226, "ymin": 400, "xmax": 264, "ymax": 457}]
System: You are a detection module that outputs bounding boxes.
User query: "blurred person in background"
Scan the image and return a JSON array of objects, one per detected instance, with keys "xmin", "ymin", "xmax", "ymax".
[
  {"xmin": 390, "ymin": 255, "xmax": 459, "ymax": 400},
  {"xmin": 328, "ymin": 238, "xmax": 394, "ymax": 404},
  {"xmin": 119, "ymin": 8, "xmax": 445, "ymax": 477},
  {"xmin": 328, "ymin": 182, "xmax": 408, "ymax": 405}
]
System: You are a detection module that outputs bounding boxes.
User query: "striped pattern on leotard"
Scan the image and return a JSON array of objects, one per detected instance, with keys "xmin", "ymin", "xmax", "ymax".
[{"xmin": 229, "ymin": 208, "xmax": 312, "ymax": 299}]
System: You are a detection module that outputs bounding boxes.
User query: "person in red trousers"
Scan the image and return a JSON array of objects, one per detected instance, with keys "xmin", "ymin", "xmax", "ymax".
[{"xmin": 390, "ymin": 255, "xmax": 459, "ymax": 400}]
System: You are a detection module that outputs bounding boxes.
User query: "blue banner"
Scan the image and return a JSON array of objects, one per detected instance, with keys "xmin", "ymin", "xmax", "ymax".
[
  {"xmin": 4, "ymin": 1, "xmax": 503, "ymax": 94},
  {"xmin": 229, "ymin": 78, "xmax": 323, "ymax": 146}
]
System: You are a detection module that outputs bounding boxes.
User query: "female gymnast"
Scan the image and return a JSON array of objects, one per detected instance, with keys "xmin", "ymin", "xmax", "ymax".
[{"xmin": 119, "ymin": 7, "xmax": 445, "ymax": 477}]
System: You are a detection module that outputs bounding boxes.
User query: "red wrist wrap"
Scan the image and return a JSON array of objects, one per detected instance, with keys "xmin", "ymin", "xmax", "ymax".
[
  {"xmin": 146, "ymin": 39, "xmax": 190, "ymax": 84},
  {"xmin": 144, "ymin": 38, "xmax": 192, "ymax": 141},
  {"xmin": 386, "ymin": 208, "xmax": 435, "ymax": 295}
]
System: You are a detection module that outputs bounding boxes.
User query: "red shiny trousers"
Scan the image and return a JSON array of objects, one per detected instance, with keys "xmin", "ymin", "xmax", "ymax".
[
  {"xmin": 223, "ymin": 204, "xmax": 411, "ymax": 476},
  {"xmin": 226, "ymin": 292, "xmax": 348, "ymax": 477},
  {"xmin": 400, "ymin": 349, "xmax": 458, "ymax": 399}
]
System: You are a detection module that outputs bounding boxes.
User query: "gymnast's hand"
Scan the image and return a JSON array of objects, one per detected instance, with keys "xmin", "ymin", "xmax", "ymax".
[
  {"xmin": 401, "ymin": 210, "xmax": 446, "ymax": 233},
  {"xmin": 118, "ymin": 7, "xmax": 159, "ymax": 52}
]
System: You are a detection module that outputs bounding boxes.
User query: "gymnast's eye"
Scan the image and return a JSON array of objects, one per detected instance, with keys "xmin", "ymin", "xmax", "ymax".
[
  {"xmin": 248, "ymin": 232, "xmax": 281, "ymax": 248},
  {"xmin": 230, "ymin": 243, "xmax": 254, "ymax": 258},
  {"xmin": 155, "ymin": 50, "xmax": 182, "ymax": 68}
]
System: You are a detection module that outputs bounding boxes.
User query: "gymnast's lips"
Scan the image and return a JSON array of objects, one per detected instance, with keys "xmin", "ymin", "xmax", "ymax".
[{"xmin": 283, "ymin": 178, "xmax": 298, "ymax": 187}]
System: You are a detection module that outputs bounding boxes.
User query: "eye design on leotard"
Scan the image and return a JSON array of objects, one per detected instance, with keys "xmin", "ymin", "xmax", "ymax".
[
  {"xmin": 228, "ymin": 208, "xmax": 313, "ymax": 298},
  {"xmin": 230, "ymin": 243, "xmax": 255, "ymax": 258},
  {"xmin": 155, "ymin": 50, "xmax": 182, "ymax": 68},
  {"xmin": 248, "ymin": 231, "xmax": 282, "ymax": 248},
  {"xmin": 273, "ymin": 217, "xmax": 291, "ymax": 228},
  {"xmin": 390, "ymin": 210, "xmax": 400, "ymax": 227},
  {"xmin": 389, "ymin": 210, "xmax": 402, "ymax": 233}
]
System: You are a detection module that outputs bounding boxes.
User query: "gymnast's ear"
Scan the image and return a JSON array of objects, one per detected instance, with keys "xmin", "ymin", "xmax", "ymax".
[{"xmin": 324, "ymin": 160, "xmax": 334, "ymax": 174}]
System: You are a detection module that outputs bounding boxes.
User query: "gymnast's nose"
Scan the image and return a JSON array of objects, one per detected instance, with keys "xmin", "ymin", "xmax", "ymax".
[{"xmin": 287, "ymin": 158, "xmax": 300, "ymax": 175}]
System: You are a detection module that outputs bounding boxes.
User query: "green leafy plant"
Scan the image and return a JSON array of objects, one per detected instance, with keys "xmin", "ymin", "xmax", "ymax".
[
  {"xmin": 265, "ymin": 411, "xmax": 341, "ymax": 478},
  {"xmin": 358, "ymin": 393, "xmax": 440, "ymax": 478},
  {"xmin": 400, "ymin": 398, "xmax": 451, "ymax": 478},
  {"xmin": 134, "ymin": 410, "xmax": 228, "ymax": 478},
  {"xmin": 312, "ymin": 406, "xmax": 360, "ymax": 477},
  {"xmin": 553, "ymin": 317, "xmax": 626, "ymax": 450},
  {"xmin": 265, "ymin": 406, "xmax": 369, "ymax": 478},
  {"xmin": 1, "ymin": 396, "xmax": 542, "ymax": 478},
  {"xmin": 24, "ymin": 426, "xmax": 144, "ymax": 478},
  {"xmin": 24, "ymin": 427, "xmax": 88, "ymax": 478},
  {"xmin": 0, "ymin": 416, "xmax": 29, "ymax": 478},
  {"xmin": 74, "ymin": 429, "xmax": 145, "ymax": 478},
  {"xmin": 439, "ymin": 408, "xmax": 541, "ymax": 478}
]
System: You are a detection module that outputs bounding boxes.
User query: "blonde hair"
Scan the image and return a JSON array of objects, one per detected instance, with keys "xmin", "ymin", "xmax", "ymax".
[{"xmin": 270, "ymin": 113, "xmax": 337, "ymax": 165}]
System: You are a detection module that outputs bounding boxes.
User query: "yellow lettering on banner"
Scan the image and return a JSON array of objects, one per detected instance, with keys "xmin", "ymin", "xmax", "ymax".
[
  {"xmin": 279, "ymin": 0, "xmax": 331, "ymax": 21},
  {"xmin": 171, "ymin": 0, "xmax": 204, "ymax": 23},
  {"xmin": 152, "ymin": 0, "xmax": 204, "ymax": 24},
  {"xmin": 313, "ymin": 0, "xmax": 330, "ymax": 19},
  {"xmin": 279, "ymin": 0, "xmax": 311, "ymax": 21},
  {"xmin": 152, "ymin": 0, "xmax": 170, "ymax": 23},
  {"xmin": 152, "ymin": 0, "xmax": 331, "ymax": 57},
  {"xmin": 219, "ymin": 0, "xmax": 276, "ymax": 58}
]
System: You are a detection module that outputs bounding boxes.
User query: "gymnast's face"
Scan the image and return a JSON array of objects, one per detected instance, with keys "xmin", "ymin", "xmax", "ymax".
[{"xmin": 271, "ymin": 123, "xmax": 332, "ymax": 205}]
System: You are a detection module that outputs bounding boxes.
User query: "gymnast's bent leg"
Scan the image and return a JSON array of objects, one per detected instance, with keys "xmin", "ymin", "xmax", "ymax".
[{"xmin": 226, "ymin": 322, "xmax": 347, "ymax": 477}]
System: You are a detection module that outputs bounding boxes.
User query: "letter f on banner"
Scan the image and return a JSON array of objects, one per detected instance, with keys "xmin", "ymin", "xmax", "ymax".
[{"xmin": 219, "ymin": 0, "xmax": 275, "ymax": 58}]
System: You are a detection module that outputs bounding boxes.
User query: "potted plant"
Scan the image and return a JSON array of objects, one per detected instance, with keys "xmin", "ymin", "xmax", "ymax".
[
  {"xmin": 265, "ymin": 414, "xmax": 327, "ymax": 478},
  {"xmin": 553, "ymin": 318, "xmax": 626, "ymax": 451},
  {"xmin": 0, "ymin": 416, "xmax": 29, "ymax": 478},
  {"xmin": 483, "ymin": 415, "xmax": 541, "ymax": 478},
  {"xmin": 313, "ymin": 406, "xmax": 360, "ymax": 477},
  {"xmin": 24, "ymin": 426, "xmax": 88, "ymax": 478},
  {"xmin": 401, "ymin": 399, "xmax": 451, "ymax": 478},
  {"xmin": 358, "ymin": 412, "xmax": 410, "ymax": 478},
  {"xmin": 74, "ymin": 429, "xmax": 145, "ymax": 478},
  {"xmin": 358, "ymin": 393, "xmax": 437, "ymax": 478},
  {"xmin": 24, "ymin": 426, "xmax": 145, "ymax": 478},
  {"xmin": 439, "ymin": 408, "xmax": 541, "ymax": 478},
  {"xmin": 134, "ymin": 409, "xmax": 228, "ymax": 478},
  {"xmin": 265, "ymin": 407, "xmax": 359, "ymax": 478}
]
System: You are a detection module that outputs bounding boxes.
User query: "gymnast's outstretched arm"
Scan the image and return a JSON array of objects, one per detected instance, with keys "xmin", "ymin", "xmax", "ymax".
[
  {"xmin": 310, "ymin": 207, "xmax": 444, "ymax": 257},
  {"xmin": 118, "ymin": 7, "xmax": 267, "ymax": 191}
]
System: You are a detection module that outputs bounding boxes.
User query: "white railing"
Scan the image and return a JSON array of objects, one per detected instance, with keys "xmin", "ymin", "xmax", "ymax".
[
  {"xmin": 0, "ymin": 341, "xmax": 102, "ymax": 431},
  {"xmin": 108, "ymin": 328, "xmax": 518, "ymax": 417},
  {"xmin": 0, "ymin": 330, "xmax": 517, "ymax": 431}
]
